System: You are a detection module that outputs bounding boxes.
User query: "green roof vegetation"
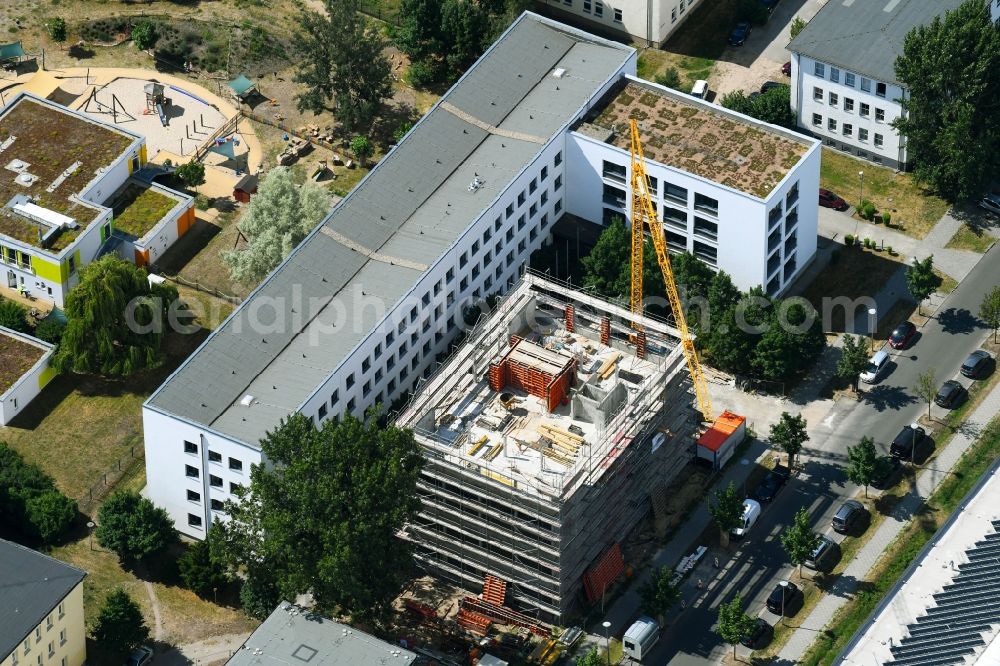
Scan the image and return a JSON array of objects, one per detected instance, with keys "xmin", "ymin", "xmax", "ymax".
[
  {"xmin": 0, "ymin": 329, "xmax": 45, "ymax": 395},
  {"xmin": 111, "ymin": 184, "xmax": 181, "ymax": 239}
]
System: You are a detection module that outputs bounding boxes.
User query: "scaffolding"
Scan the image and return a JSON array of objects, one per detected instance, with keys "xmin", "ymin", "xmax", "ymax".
[{"xmin": 396, "ymin": 272, "xmax": 697, "ymax": 622}]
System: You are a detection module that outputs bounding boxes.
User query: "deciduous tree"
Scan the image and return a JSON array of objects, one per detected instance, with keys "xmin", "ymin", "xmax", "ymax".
[
  {"xmin": 295, "ymin": 0, "xmax": 393, "ymax": 132},
  {"xmin": 789, "ymin": 16, "xmax": 806, "ymax": 39},
  {"xmin": 0, "ymin": 443, "xmax": 77, "ymax": 545},
  {"xmin": 846, "ymin": 436, "xmax": 883, "ymax": 497},
  {"xmin": 47, "ymin": 17, "xmax": 67, "ymax": 47},
  {"xmin": 836, "ymin": 334, "xmax": 871, "ymax": 392},
  {"xmin": 440, "ymin": 0, "xmax": 489, "ymax": 77},
  {"xmin": 581, "ymin": 217, "xmax": 631, "ymax": 299},
  {"xmin": 770, "ymin": 412, "xmax": 809, "ymax": 470},
  {"xmin": 175, "ymin": 160, "xmax": 205, "ymax": 191},
  {"xmin": 219, "ymin": 412, "xmax": 423, "ymax": 621},
  {"xmin": 780, "ymin": 506, "xmax": 819, "ymax": 577},
  {"xmin": 0, "ymin": 298, "xmax": 29, "ymax": 333},
  {"xmin": 222, "ymin": 167, "xmax": 330, "ymax": 286},
  {"xmin": 131, "ymin": 19, "xmax": 158, "ymax": 51},
  {"xmin": 979, "ymin": 285, "xmax": 1000, "ymax": 343},
  {"xmin": 638, "ymin": 566, "xmax": 681, "ymax": 622},
  {"xmin": 92, "ymin": 589, "xmax": 149, "ymax": 661},
  {"xmin": 717, "ymin": 594, "xmax": 757, "ymax": 658},
  {"xmin": 178, "ymin": 522, "xmax": 230, "ymax": 599},
  {"xmin": 350, "ymin": 135, "xmax": 373, "ymax": 168},
  {"xmin": 575, "ymin": 647, "xmax": 603, "ymax": 666},
  {"xmin": 396, "ymin": 0, "xmax": 444, "ymax": 62},
  {"xmin": 25, "ymin": 491, "xmax": 77, "ymax": 545},
  {"xmin": 914, "ymin": 368, "xmax": 937, "ymax": 419},
  {"xmin": 709, "ymin": 481, "xmax": 744, "ymax": 548},
  {"xmin": 52, "ymin": 256, "xmax": 178, "ymax": 377},
  {"xmin": 96, "ymin": 490, "xmax": 176, "ymax": 562},
  {"xmin": 905, "ymin": 256, "xmax": 937, "ymax": 314},
  {"xmin": 893, "ymin": 0, "xmax": 1000, "ymax": 201}
]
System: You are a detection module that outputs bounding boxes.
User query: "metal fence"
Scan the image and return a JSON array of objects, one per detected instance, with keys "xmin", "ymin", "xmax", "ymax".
[
  {"xmin": 156, "ymin": 272, "xmax": 243, "ymax": 305},
  {"xmin": 79, "ymin": 446, "xmax": 144, "ymax": 513}
]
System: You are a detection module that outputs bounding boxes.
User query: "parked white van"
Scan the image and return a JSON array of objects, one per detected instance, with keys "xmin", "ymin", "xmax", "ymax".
[
  {"xmin": 860, "ymin": 349, "xmax": 890, "ymax": 384},
  {"xmin": 730, "ymin": 499, "xmax": 762, "ymax": 539},
  {"xmin": 690, "ymin": 80, "xmax": 708, "ymax": 99},
  {"xmin": 623, "ymin": 616, "xmax": 660, "ymax": 661}
]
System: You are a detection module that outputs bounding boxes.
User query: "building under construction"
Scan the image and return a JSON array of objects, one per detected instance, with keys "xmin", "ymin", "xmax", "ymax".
[{"xmin": 396, "ymin": 271, "xmax": 697, "ymax": 623}]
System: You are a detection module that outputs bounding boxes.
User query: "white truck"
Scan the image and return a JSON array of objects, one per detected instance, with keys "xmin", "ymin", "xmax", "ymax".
[{"xmin": 623, "ymin": 616, "xmax": 660, "ymax": 662}]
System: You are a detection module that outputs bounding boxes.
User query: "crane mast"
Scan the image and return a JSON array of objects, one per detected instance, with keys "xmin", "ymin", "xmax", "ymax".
[{"xmin": 628, "ymin": 119, "xmax": 713, "ymax": 422}]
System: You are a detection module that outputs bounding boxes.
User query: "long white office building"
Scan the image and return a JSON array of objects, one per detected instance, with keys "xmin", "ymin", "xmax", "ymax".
[
  {"xmin": 535, "ymin": 0, "xmax": 701, "ymax": 47},
  {"xmin": 143, "ymin": 12, "xmax": 820, "ymax": 539},
  {"xmin": 788, "ymin": 0, "xmax": 974, "ymax": 170}
]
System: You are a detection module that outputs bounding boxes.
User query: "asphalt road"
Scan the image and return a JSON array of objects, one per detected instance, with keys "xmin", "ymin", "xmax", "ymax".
[{"xmin": 654, "ymin": 242, "xmax": 1000, "ymax": 665}]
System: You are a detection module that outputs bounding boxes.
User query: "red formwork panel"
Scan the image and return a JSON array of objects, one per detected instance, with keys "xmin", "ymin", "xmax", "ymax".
[{"xmin": 582, "ymin": 543, "xmax": 625, "ymax": 604}]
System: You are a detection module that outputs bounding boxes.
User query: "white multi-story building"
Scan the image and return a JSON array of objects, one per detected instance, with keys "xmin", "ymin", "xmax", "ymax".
[
  {"xmin": 143, "ymin": 12, "xmax": 820, "ymax": 539},
  {"xmin": 788, "ymin": 0, "xmax": 970, "ymax": 170},
  {"xmin": 0, "ymin": 93, "xmax": 195, "ymax": 306},
  {"xmin": 536, "ymin": 0, "xmax": 700, "ymax": 47}
]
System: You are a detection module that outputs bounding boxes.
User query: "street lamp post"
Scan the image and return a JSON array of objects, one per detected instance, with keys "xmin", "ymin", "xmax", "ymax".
[
  {"xmin": 868, "ymin": 307, "xmax": 878, "ymax": 352},
  {"xmin": 86, "ymin": 521, "xmax": 95, "ymax": 551},
  {"xmin": 858, "ymin": 171, "xmax": 865, "ymax": 210},
  {"xmin": 602, "ymin": 621, "xmax": 612, "ymax": 666},
  {"xmin": 779, "ymin": 581, "xmax": 789, "ymax": 627}
]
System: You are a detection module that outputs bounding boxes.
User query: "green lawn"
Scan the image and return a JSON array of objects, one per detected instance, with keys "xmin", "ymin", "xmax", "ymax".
[
  {"xmin": 820, "ymin": 149, "xmax": 949, "ymax": 239},
  {"xmin": 946, "ymin": 223, "xmax": 995, "ymax": 253},
  {"xmin": 799, "ymin": 245, "xmax": 904, "ymax": 332}
]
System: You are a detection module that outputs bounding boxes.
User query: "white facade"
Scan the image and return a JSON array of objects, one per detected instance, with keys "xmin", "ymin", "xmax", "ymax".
[
  {"xmin": 789, "ymin": 56, "xmax": 907, "ymax": 169},
  {"xmin": 0, "ymin": 327, "xmax": 55, "ymax": 426},
  {"xmin": 537, "ymin": 0, "xmax": 701, "ymax": 46}
]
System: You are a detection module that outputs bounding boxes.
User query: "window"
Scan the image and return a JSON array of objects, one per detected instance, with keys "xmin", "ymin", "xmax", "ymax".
[
  {"xmin": 230, "ymin": 482, "xmax": 243, "ymax": 494},
  {"xmin": 554, "ymin": 151, "xmax": 562, "ymax": 166},
  {"xmin": 875, "ymin": 81, "xmax": 886, "ymax": 98},
  {"xmin": 346, "ymin": 372, "xmax": 355, "ymax": 388},
  {"xmin": 662, "ymin": 206, "xmax": 687, "ymax": 229},
  {"xmin": 187, "ymin": 489, "xmax": 200, "ymax": 502},
  {"xmin": 646, "ymin": 176, "xmax": 658, "ymax": 194},
  {"xmin": 602, "ymin": 183, "xmax": 626, "ymax": 207},
  {"xmin": 768, "ymin": 204, "xmax": 783, "ymax": 228},
  {"xmin": 812, "ymin": 113, "xmax": 822, "ymax": 127},
  {"xmin": 188, "ymin": 513, "xmax": 203, "ymax": 527},
  {"xmin": 421, "ymin": 291, "xmax": 430, "ymax": 306},
  {"xmin": 505, "ymin": 203, "xmax": 514, "ymax": 219},
  {"xmin": 844, "ymin": 72, "xmax": 855, "ymax": 87},
  {"xmin": 517, "ymin": 191, "xmax": 526, "ymax": 207},
  {"xmin": 828, "ymin": 117, "xmax": 837, "ymax": 131},
  {"xmin": 814, "ymin": 62, "xmax": 825, "ymax": 77},
  {"xmin": 583, "ymin": 0, "xmax": 591, "ymax": 12},
  {"xmin": 184, "ymin": 440, "xmax": 197, "ymax": 454},
  {"xmin": 875, "ymin": 108, "xmax": 885, "ymax": 122},
  {"xmin": 828, "ymin": 92, "xmax": 838, "ymax": 106},
  {"xmin": 48, "ymin": 642, "xmax": 54, "ymax": 658},
  {"xmin": 830, "ymin": 67, "xmax": 840, "ymax": 83},
  {"xmin": 563, "ymin": 0, "xmax": 571, "ymax": 5},
  {"xmin": 67, "ymin": 256, "xmax": 76, "ymax": 275},
  {"xmin": 46, "ymin": 614, "xmax": 52, "ymax": 630},
  {"xmin": 229, "ymin": 457, "xmax": 243, "ymax": 471},
  {"xmin": 330, "ymin": 389, "xmax": 339, "ymax": 406},
  {"xmin": 663, "ymin": 182, "xmax": 687, "ymax": 204},
  {"xmin": 666, "ymin": 230, "xmax": 686, "ymax": 251},
  {"xmin": 554, "ymin": 199, "xmax": 562, "ymax": 213},
  {"xmin": 541, "ymin": 213, "xmax": 549, "ymax": 228},
  {"xmin": 813, "ymin": 86, "xmax": 823, "ymax": 102},
  {"xmin": 208, "ymin": 450, "xmax": 221, "ymax": 463},
  {"xmin": 614, "ymin": 8, "xmax": 622, "ymax": 22},
  {"xmin": 679, "ymin": 0, "xmax": 685, "ymax": 11},
  {"xmin": 446, "ymin": 268, "xmax": 455, "ymax": 283},
  {"xmin": 767, "ymin": 247, "xmax": 780, "ymax": 274},
  {"xmin": 693, "ymin": 192, "xmax": 718, "ymax": 216},
  {"xmin": 209, "ymin": 474, "xmax": 222, "ymax": 487},
  {"xmin": 24, "ymin": 639, "xmax": 29, "ymax": 655},
  {"xmin": 35, "ymin": 628, "xmax": 40, "ymax": 643},
  {"xmin": 602, "ymin": 160, "xmax": 627, "ymax": 183},
  {"xmin": 211, "ymin": 499, "xmax": 224, "ymax": 511},
  {"xmin": 787, "ymin": 182, "xmax": 799, "ymax": 206},
  {"xmin": 860, "ymin": 77, "xmax": 871, "ymax": 93},
  {"xmin": 185, "ymin": 465, "xmax": 199, "ymax": 478},
  {"xmin": 843, "ymin": 123, "xmax": 853, "ymax": 136},
  {"xmin": 529, "ymin": 203, "xmax": 537, "ymax": 218},
  {"xmin": 554, "ymin": 174, "xmax": 562, "ymax": 190},
  {"xmin": 540, "ymin": 190, "xmax": 548, "ymax": 206},
  {"xmin": 362, "ymin": 357, "xmax": 371, "ymax": 372},
  {"xmin": 671, "ymin": 8, "xmax": 676, "ymax": 22},
  {"xmin": 58, "ymin": 603, "xmax": 64, "ymax": 619},
  {"xmin": 59, "ymin": 630, "xmax": 65, "ymax": 646},
  {"xmin": 874, "ymin": 133, "xmax": 884, "ymax": 147},
  {"xmin": 693, "ymin": 217, "xmax": 718, "ymax": 240},
  {"xmin": 595, "ymin": 1, "xmax": 603, "ymax": 17},
  {"xmin": 858, "ymin": 128, "xmax": 869, "ymax": 142},
  {"xmin": 860, "ymin": 102, "xmax": 870, "ymax": 117},
  {"xmin": 844, "ymin": 98, "xmax": 854, "ymax": 112}
]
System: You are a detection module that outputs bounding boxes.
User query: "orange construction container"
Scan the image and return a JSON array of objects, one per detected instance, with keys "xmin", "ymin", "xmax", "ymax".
[{"xmin": 696, "ymin": 411, "xmax": 746, "ymax": 469}]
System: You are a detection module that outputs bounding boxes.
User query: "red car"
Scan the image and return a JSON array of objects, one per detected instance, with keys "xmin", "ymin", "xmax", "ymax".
[
  {"xmin": 819, "ymin": 188, "xmax": 848, "ymax": 210},
  {"xmin": 888, "ymin": 321, "xmax": 916, "ymax": 349},
  {"xmin": 782, "ymin": 61, "xmax": 791, "ymax": 76}
]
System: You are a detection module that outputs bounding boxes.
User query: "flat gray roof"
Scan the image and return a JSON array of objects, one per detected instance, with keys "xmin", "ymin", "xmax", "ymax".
[
  {"xmin": 226, "ymin": 602, "xmax": 417, "ymax": 666},
  {"xmin": 147, "ymin": 12, "xmax": 633, "ymax": 447},
  {"xmin": 788, "ymin": 0, "xmax": 964, "ymax": 85},
  {"xmin": 0, "ymin": 539, "xmax": 86, "ymax": 659}
]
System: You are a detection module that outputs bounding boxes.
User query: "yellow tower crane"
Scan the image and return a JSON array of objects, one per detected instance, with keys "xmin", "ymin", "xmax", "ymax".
[{"xmin": 628, "ymin": 119, "xmax": 713, "ymax": 423}]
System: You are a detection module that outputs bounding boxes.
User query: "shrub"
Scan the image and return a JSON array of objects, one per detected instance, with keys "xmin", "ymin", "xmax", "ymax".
[
  {"xmin": 0, "ymin": 298, "xmax": 29, "ymax": 333},
  {"xmin": 131, "ymin": 19, "xmax": 157, "ymax": 51},
  {"xmin": 859, "ymin": 199, "xmax": 877, "ymax": 221},
  {"xmin": 882, "ymin": 212, "xmax": 892, "ymax": 226},
  {"xmin": 407, "ymin": 59, "xmax": 438, "ymax": 88},
  {"xmin": 654, "ymin": 67, "xmax": 681, "ymax": 90},
  {"xmin": 96, "ymin": 490, "xmax": 176, "ymax": 562},
  {"xmin": 887, "ymin": 245, "xmax": 894, "ymax": 256},
  {"xmin": 33, "ymin": 317, "xmax": 66, "ymax": 345},
  {"xmin": 0, "ymin": 444, "xmax": 77, "ymax": 545},
  {"xmin": 863, "ymin": 238, "xmax": 872, "ymax": 249},
  {"xmin": 844, "ymin": 234, "xmax": 855, "ymax": 246}
]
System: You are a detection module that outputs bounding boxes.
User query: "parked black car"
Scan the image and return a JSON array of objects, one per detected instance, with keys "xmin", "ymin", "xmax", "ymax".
[
  {"xmin": 760, "ymin": 81, "xmax": 788, "ymax": 94},
  {"xmin": 753, "ymin": 464, "xmax": 790, "ymax": 503},
  {"xmin": 766, "ymin": 581, "xmax": 801, "ymax": 615},
  {"xmin": 741, "ymin": 617, "xmax": 773, "ymax": 649},
  {"xmin": 870, "ymin": 455, "xmax": 902, "ymax": 490},
  {"xmin": 728, "ymin": 22, "xmax": 752, "ymax": 46},
  {"xmin": 805, "ymin": 535, "xmax": 838, "ymax": 571},
  {"xmin": 961, "ymin": 350, "xmax": 992, "ymax": 378},
  {"xmin": 935, "ymin": 380, "xmax": 966, "ymax": 408},
  {"xmin": 832, "ymin": 499, "xmax": 866, "ymax": 534},
  {"xmin": 890, "ymin": 424, "xmax": 927, "ymax": 461}
]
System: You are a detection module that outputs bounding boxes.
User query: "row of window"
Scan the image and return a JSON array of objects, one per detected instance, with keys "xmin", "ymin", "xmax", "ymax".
[
  {"xmin": 601, "ymin": 161, "xmax": 720, "ymax": 216},
  {"xmin": 812, "ymin": 61, "xmax": 886, "ymax": 98},
  {"xmin": 183, "ymin": 440, "xmax": 243, "ymax": 471},
  {"xmin": 316, "ymin": 152, "xmax": 566, "ymax": 425},
  {"xmin": 811, "ymin": 114, "xmax": 884, "ymax": 147},
  {"xmin": 671, "ymin": 0, "xmax": 695, "ymax": 25},
  {"xmin": 1, "ymin": 245, "xmax": 32, "ymax": 270},
  {"xmin": 12, "ymin": 610, "xmax": 68, "ymax": 666},
  {"xmin": 561, "ymin": 0, "xmax": 623, "ymax": 22},
  {"xmin": 812, "ymin": 88, "xmax": 887, "ymax": 121}
]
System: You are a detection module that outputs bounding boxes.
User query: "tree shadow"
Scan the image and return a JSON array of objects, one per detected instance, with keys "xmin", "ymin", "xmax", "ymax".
[
  {"xmin": 861, "ymin": 384, "xmax": 918, "ymax": 412},
  {"xmin": 372, "ymin": 101, "xmax": 421, "ymax": 148},
  {"xmin": 950, "ymin": 202, "xmax": 1000, "ymax": 237},
  {"xmin": 936, "ymin": 307, "xmax": 982, "ymax": 335},
  {"xmin": 68, "ymin": 44, "xmax": 96, "ymax": 60}
]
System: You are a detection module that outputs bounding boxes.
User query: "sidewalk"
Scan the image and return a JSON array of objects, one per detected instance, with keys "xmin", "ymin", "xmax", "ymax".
[{"xmin": 777, "ymin": 374, "xmax": 1000, "ymax": 660}]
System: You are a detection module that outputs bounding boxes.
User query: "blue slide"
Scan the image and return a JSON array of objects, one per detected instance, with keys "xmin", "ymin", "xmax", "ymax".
[{"xmin": 155, "ymin": 103, "xmax": 167, "ymax": 127}]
